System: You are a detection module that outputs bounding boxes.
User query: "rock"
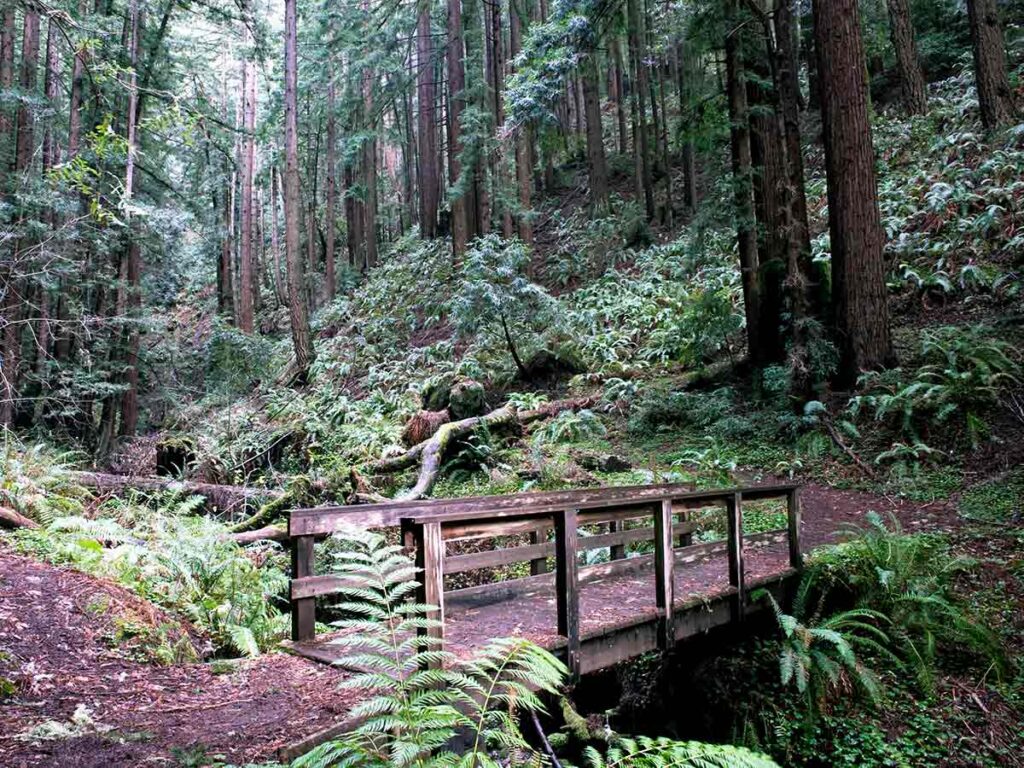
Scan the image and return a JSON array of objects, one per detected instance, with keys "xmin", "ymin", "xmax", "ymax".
[
  {"xmin": 577, "ymin": 453, "xmax": 633, "ymax": 473},
  {"xmin": 448, "ymin": 379, "xmax": 486, "ymax": 420}
]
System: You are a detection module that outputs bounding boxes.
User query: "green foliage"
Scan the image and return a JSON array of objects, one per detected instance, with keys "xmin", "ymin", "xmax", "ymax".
[
  {"xmin": 0, "ymin": 432, "xmax": 89, "ymax": 525},
  {"xmin": 580, "ymin": 735, "xmax": 780, "ymax": 768},
  {"xmin": 531, "ymin": 409, "xmax": 607, "ymax": 447},
  {"xmin": 847, "ymin": 326, "xmax": 1020, "ymax": 446},
  {"xmin": 813, "ymin": 513, "xmax": 1006, "ymax": 690},
  {"xmin": 293, "ymin": 530, "xmax": 565, "ymax": 768},
  {"xmin": 959, "ymin": 469, "xmax": 1024, "ymax": 523},
  {"xmin": 6, "ymin": 487, "xmax": 287, "ymax": 658},
  {"xmin": 758, "ymin": 579, "xmax": 892, "ymax": 717},
  {"xmin": 450, "ymin": 235, "xmax": 561, "ymax": 377},
  {"xmin": 202, "ymin": 322, "xmax": 279, "ymax": 397}
]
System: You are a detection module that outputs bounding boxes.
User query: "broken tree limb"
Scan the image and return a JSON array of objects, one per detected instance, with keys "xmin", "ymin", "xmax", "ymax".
[
  {"xmin": 364, "ymin": 395, "xmax": 601, "ymax": 502},
  {"xmin": 820, "ymin": 416, "xmax": 879, "ymax": 482},
  {"xmin": 0, "ymin": 506, "xmax": 39, "ymax": 530}
]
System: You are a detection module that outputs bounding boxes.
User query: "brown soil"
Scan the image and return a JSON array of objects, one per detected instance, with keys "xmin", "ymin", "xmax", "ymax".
[{"xmin": 0, "ymin": 548, "xmax": 352, "ymax": 767}]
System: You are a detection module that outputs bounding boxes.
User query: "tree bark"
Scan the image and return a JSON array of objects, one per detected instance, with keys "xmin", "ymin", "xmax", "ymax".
[
  {"xmin": 582, "ymin": 51, "xmax": 609, "ymax": 213},
  {"xmin": 283, "ymin": 0, "xmax": 315, "ymax": 381},
  {"xmin": 417, "ymin": 0, "xmax": 439, "ymax": 238},
  {"xmin": 886, "ymin": 0, "xmax": 928, "ymax": 115},
  {"xmin": 509, "ymin": 0, "xmax": 533, "ymax": 243},
  {"xmin": 325, "ymin": 67, "xmax": 337, "ymax": 296},
  {"xmin": 14, "ymin": 7, "xmax": 40, "ymax": 175},
  {"xmin": 362, "ymin": 12, "xmax": 379, "ymax": 269},
  {"xmin": 447, "ymin": 0, "xmax": 468, "ymax": 258},
  {"xmin": 610, "ymin": 37, "xmax": 629, "ymax": 156},
  {"xmin": 966, "ymin": 0, "xmax": 1015, "ymax": 130},
  {"xmin": 238, "ymin": 45, "xmax": 256, "ymax": 333},
  {"xmin": 813, "ymin": 0, "xmax": 894, "ymax": 385},
  {"xmin": 725, "ymin": 0, "xmax": 761, "ymax": 363},
  {"xmin": 626, "ymin": 0, "xmax": 654, "ymax": 220}
]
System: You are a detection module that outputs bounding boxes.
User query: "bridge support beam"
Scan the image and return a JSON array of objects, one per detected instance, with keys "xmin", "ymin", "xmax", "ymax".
[
  {"xmin": 787, "ymin": 488, "xmax": 803, "ymax": 569},
  {"xmin": 414, "ymin": 520, "xmax": 446, "ymax": 651},
  {"xmin": 291, "ymin": 535, "xmax": 316, "ymax": 642}
]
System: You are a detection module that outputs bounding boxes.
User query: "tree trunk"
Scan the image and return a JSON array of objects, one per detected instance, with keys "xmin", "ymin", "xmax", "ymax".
[
  {"xmin": 725, "ymin": 0, "xmax": 760, "ymax": 363},
  {"xmin": 447, "ymin": 0, "xmax": 468, "ymax": 258},
  {"xmin": 325, "ymin": 76, "xmax": 337, "ymax": 296},
  {"xmin": 283, "ymin": 0, "xmax": 315, "ymax": 381},
  {"xmin": 14, "ymin": 7, "xmax": 40, "ymax": 175},
  {"xmin": 885, "ymin": 0, "xmax": 927, "ymax": 115},
  {"xmin": 238, "ymin": 50, "xmax": 256, "ymax": 333},
  {"xmin": 611, "ymin": 37, "xmax": 629, "ymax": 156},
  {"xmin": 509, "ymin": 0, "xmax": 533, "ymax": 243},
  {"xmin": 362, "ymin": 11, "xmax": 378, "ymax": 270},
  {"xmin": 966, "ymin": 0, "xmax": 1014, "ymax": 130},
  {"xmin": 676, "ymin": 41, "xmax": 697, "ymax": 211},
  {"xmin": 626, "ymin": 0, "xmax": 654, "ymax": 220},
  {"xmin": 813, "ymin": 0, "xmax": 894, "ymax": 385},
  {"xmin": 417, "ymin": 0, "xmax": 439, "ymax": 238},
  {"xmin": 582, "ymin": 52, "xmax": 609, "ymax": 213}
]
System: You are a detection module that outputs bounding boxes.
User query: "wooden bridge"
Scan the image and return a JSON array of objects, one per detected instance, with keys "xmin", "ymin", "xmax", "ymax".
[{"xmin": 284, "ymin": 482, "xmax": 802, "ymax": 676}]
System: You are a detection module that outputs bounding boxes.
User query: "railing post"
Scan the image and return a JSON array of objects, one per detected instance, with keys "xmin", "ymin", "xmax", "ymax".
[
  {"xmin": 554, "ymin": 508, "xmax": 580, "ymax": 676},
  {"xmin": 654, "ymin": 499, "xmax": 675, "ymax": 649},
  {"xmin": 530, "ymin": 524, "xmax": 550, "ymax": 575},
  {"xmin": 725, "ymin": 493, "xmax": 745, "ymax": 623},
  {"xmin": 676, "ymin": 503, "xmax": 693, "ymax": 547},
  {"xmin": 291, "ymin": 534, "xmax": 316, "ymax": 642},
  {"xmin": 414, "ymin": 521, "xmax": 445, "ymax": 651},
  {"xmin": 787, "ymin": 488, "xmax": 803, "ymax": 569},
  {"xmin": 608, "ymin": 520, "xmax": 626, "ymax": 560}
]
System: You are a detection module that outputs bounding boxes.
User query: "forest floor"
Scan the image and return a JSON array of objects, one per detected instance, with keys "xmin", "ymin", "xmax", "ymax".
[{"xmin": 0, "ymin": 480, "xmax": 965, "ymax": 767}]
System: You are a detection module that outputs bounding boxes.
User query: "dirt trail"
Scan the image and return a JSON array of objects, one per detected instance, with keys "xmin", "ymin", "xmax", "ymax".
[{"xmin": 0, "ymin": 482, "xmax": 958, "ymax": 767}]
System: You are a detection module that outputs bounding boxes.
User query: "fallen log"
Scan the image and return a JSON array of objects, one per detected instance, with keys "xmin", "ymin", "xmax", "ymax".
[
  {"xmin": 0, "ymin": 506, "xmax": 39, "ymax": 530},
  {"xmin": 226, "ymin": 525, "xmax": 288, "ymax": 544},
  {"xmin": 364, "ymin": 395, "xmax": 601, "ymax": 502},
  {"xmin": 71, "ymin": 471, "xmax": 282, "ymax": 513}
]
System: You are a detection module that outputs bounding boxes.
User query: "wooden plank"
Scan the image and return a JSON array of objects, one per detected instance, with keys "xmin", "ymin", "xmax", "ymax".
[
  {"xmin": 554, "ymin": 509, "xmax": 580, "ymax": 676},
  {"xmin": 725, "ymin": 492, "xmax": 745, "ymax": 623},
  {"xmin": 446, "ymin": 517, "xmax": 553, "ymax": 541},
  {"xmin": 787, "ymin": 488, "xmax": 803, "ymax": 569},
  {"xmin": 445, "ymin": 541, "xmax": 553, "ymax": 574},
  {"xmin": 414, "ymin": 521, "xmax": 445, "ymax": 647},
  {"xmin": 529, "ymin": 526, "xmax": 550, "ymax": 575},
  {"xmin": 291, "ymin": 574, "xmax": 365, "ymax": 600},
  {"xmin": 290, "ymin": 535, "xmax": 316, "ymax": 642},
  {"xmin": 674, "ymin": 503, "xmax": 693, "ymax": 547},
  {"xmin": 289, "ymin": 483, "xmax": 798, "ymax": 536},
  {"xmin": 654, "ymin": 499, "xmax": 675, "ymax": 649},
  {"xmin": 608, "ymin": 520, "xmax": 626, "ymax": 560}
]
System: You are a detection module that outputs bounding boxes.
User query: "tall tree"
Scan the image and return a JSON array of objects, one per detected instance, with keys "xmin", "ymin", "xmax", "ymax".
[
  {"xmin": 417, "ymin": 0, "xmax": 439, "ymax": 237},
  {"xmin": 447, "ymin": 0, "xmax": 468, "ymax": 257},
  {"xmin": 813, "ymin": 0, "xmax": 893, "ymax": 385},
  {"xmin": 284, "ymin": 0, "xmax": 314, "ymax": 381},
  {"xmin": 325, "ymin": 75, "xmax": 337, "ymax": 295},
  {"xmin": 885, "ymin": 0, "xmax": 927, "ymax": 115},
  {"xmin": 238, "ymin": 40, "xmax": 257, "ymax": 333},
  {"xmin": 966, "ymin": 0, "xmax": 1015, "ymax": 130},
  {"xmin": 581, "ymin": 48, "xmax": 609, "ymax": 212},
  {"xmin": 509, "ymin": 0, "xmax": 533, "ymax": 243}
]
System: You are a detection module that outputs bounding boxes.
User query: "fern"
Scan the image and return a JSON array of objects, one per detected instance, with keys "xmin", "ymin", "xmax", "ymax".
[
  {"xmin": 580, "ymin": 735, "xmax": 780, "ymax": 768},
  {"xmin": 294, "ymin": 530, "xmax": 566, "ymax": 768}
]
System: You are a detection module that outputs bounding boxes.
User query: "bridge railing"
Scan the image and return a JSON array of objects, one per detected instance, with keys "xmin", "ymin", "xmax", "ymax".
[{"xmin": 287, "ymin": 483, "xmax": 802, "ymax": 673}]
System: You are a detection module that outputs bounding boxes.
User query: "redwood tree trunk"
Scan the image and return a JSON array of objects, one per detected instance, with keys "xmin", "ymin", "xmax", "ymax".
[
  {"xmin": 813, "ymin": 0, "xmax": 894, "ymax": 385},
  {"xmin": 886, "ymin": 0, "xmax": 928, "ymax": 115},
  {"xmin": 362, "ymin": 0, "xmax": 378, "ymax": 268},
  {"xmin": 283, "ymin": 0, "xmax": 315, "ymax": 381},
  {"xmin": 582, "ymin": 51, "xmax": 609, "ymax": 213},
  {"xmin": 417, "ymin": 0, "xmax": 439, "ymax": 238},
  {"xmin": 447, "ymin": 0, "xmax": 468, "ymax": 257},
  {"xmin": 325, "ymin": 76, "xmax": 337, "ymax": 296},
  {"xmin": 966, "ymin": 0, "xmax": 1015, "ymax": 130},
  {"xmin": 725, "ymin": 0, "xmax": 760, "ymax": 362},
  {"xmin": 238, "ymin": 52, "xmax": 256, "ymax": 333},
  {"xmin": 509, "ymin": 0, "xmax": 533, "ymax": 243}
]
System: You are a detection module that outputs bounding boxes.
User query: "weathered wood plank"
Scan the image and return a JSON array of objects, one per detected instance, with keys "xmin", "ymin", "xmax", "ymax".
[
  {"xmin": 654, "ymin": 499, "xmax": 675, "ymax": 648},
  {"xmin": 725, "ymin": 493, "xmax": 745, "ymax": 623},
  {"xmin": 414, "ymin": 521, "xmax": 445, "ymax": 647},
  {"xmin": 291, "ymin": 535, "xmax": 316, "ymax": 642},
  {"xmin": 529, "ymin": 526, "xmax": 550, "ymax": 575},
  {"xmin": 554, "ymin": 509, "xmax": 580, "ymax": 676},
  {"xmin": 787, "ymin": 488, "xmax": 803, "ymax": 569}
]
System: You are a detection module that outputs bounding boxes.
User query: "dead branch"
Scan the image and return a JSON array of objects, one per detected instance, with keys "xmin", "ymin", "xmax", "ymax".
[
  {"xmin": 225, "ymin": 525, "xmax": 288, "ymax": 544},
  {"xmin": 71, "ymin": 471, "xmax": 281, "ymax": 513},
  {"xmin": 820, "ymin": 416, "xmax": 879, "ymax": 482},
  {"xmin": 365, "ymin": 395, "xmax": 601, "ymax": 502}
]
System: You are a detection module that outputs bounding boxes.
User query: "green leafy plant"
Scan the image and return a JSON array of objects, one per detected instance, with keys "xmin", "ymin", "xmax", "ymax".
[
  {"xmin": 758, "ymin": 577, "xmax": 893, "ymax": 717},
  {"xmin": 580, "ymin": 735, "xmax": 780, "ymax": 768},
  {"xmin": 531, "ymin": 409, "xmax": 607, "ymax": 447},
  {"xmin": 293, "ymin": 530, "xmax": 565, "ymax": 768}
]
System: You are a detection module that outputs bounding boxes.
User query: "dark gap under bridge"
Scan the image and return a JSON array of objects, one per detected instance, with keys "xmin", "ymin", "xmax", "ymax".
[{"xmin": 282, "ymin": 482, "xmax": 803, "ymax": 677}]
